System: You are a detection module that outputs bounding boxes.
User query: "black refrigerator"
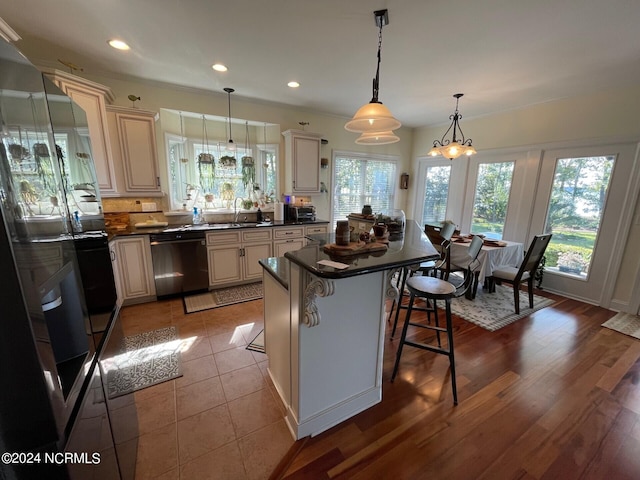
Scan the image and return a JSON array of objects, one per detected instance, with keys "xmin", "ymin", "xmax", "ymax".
[{"xmin": 0, "ymin": 38, "xmax": 120, "ymax": 479}]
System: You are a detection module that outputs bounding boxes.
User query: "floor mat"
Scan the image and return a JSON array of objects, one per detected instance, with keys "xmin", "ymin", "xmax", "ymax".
[
  {"xmin": 105, "ymin": 326, "xmax": 183, "ymax": 398},
  {"xmin": 601, "ymin": 312, "xmax": 640, "ymax": 340},
  {"xmin": 246, "ymin": 329, "xmax": 265, "ymax": 353},
  {"xmin": 184, "ymin": 282, "xmax": 263, "ymax": 313},
  {"xmin": 448, "ymin": 284, "xmax": 555, "ymax": 331}
]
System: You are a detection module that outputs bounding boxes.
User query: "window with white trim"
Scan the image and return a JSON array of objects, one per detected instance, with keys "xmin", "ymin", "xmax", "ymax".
[{"xmin": 332, "ymin": 152, "xmax": 398, "ymax": 226}]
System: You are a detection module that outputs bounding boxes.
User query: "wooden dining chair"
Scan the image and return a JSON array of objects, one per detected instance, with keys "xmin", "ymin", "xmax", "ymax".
[
  {"xmin": 487, "ymin": 234, "xmax": 552, "ymax": 314},
  {"xmin": 420, "ymin": 222, "xmax": 457, "ymax": 279},
  {"xmin": 448, "ymin": 235, "xmax": 484, "ymax": 299}
]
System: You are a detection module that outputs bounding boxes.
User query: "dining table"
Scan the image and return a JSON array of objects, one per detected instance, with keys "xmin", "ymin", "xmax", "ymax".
[{"xmin": 449, "ymin": 237, "xmax": 524, "ymax": 288}]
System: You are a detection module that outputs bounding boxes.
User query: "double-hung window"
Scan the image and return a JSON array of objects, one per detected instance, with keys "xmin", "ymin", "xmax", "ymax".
[{"xmin": 332, "ymin": 151, "xmax": 398, "ymax": 226}]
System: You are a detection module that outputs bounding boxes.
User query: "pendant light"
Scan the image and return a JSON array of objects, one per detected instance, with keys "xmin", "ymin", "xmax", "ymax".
[
  {"xmin": 356, "ymin": 130, "xmax": 399, "ymax": 145},
  {"xmin": 428, "ymin": 93, "xmax": 477, "ymax": 160},
  {"xmin": 344, "ymin": 9, "xmax": 401, "ymax": 139},
  {"xmin": 224, "ymin": 87, "xmax": 236, "ymax": 152}
]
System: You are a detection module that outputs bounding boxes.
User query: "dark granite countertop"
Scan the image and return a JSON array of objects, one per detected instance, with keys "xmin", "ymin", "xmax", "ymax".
[
  {"xmin": 259, "ymin": 257, "xmax": 289, "ymax": 290},
  {"xmin": 282, "ymin": 220, "xmax": 439, "ymax": 279},
  {"xmin": 108, "ymin": 219, "xmax": 330, "ymax": 240}
]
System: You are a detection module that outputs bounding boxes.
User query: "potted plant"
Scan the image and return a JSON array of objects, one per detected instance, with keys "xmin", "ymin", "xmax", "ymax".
[
  {"xmin": 219, "ymin": 155, "xmax": 237, "ymax": 168},
  {"xmin": 198, "ymin": 154, "xmax": 215, "ymax": 196},
  {"xmin": 241, "ymin": 156, "xmax": 255, "ymax": 191},
  {"xmin": 557, "ymin": 251, "xmax": 585, "ymax": 274}
]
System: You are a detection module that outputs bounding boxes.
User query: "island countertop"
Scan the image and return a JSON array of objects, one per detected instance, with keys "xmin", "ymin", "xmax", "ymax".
[{"xmin": 282, "ymin": 220, "xmax": 439, "ymax": 279}]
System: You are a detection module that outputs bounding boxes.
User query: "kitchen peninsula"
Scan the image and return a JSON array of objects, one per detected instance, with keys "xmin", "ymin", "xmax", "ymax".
[{"xmin": 259, "ymin": 221, "xmax": 439, "ymax": 439}]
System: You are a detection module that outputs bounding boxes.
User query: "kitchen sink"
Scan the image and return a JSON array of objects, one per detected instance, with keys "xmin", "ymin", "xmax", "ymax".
[{"xmin": 162, "ymin": 221, "xmax": 274, "ymax": 233}]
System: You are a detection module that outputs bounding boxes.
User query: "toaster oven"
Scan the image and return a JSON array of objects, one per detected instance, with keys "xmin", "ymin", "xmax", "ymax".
[{"xmin": 284, "ymin": 205, "xmax": 316, "ymax": 222}]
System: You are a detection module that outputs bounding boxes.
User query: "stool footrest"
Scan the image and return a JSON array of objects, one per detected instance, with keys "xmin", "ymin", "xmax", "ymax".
[
  {"xmin": 408, "ymin": 322, "xmax": 446, "ymax": 333},
  {"xmin": 403, "ymin": 340, "xmax": 452, "ymax": 356}
]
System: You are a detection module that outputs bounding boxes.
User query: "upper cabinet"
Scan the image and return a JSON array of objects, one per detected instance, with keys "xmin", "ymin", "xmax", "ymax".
[
  {"xmin": 41, "ymin": 68, "xmax": 118, "ymax": 195},
  {"xmin": 106, "ymin": 106, "xmax": 160, "ymax": 196},
  {"xmin": 282, "ymin": 129, "xmax": 322, "ymax": 194},
  {"xmin": 41, "ymin": 69, "xmax": 161, "ymax": 197}
]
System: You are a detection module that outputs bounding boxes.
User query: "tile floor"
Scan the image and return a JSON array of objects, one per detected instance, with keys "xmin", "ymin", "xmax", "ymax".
[{"xmin": 104, "ymin": 296, "xmax": 294, "ymax": 480}]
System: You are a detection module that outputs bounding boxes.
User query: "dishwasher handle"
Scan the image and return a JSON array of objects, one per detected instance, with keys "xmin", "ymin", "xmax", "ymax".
[{"xmin": 150, "ymin": 238, "xmax": 206, "ymax": 246}]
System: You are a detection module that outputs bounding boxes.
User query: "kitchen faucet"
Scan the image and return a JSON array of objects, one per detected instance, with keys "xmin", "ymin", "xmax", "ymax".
[{"xmin": 233, "ymin": 197, "xmax": 245, "ymax": 224}]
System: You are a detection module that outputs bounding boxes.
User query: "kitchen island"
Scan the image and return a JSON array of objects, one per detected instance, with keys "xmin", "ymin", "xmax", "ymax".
[{"xmin": 259, "ymin": 221, "xmax": 439, "ymax": 439}]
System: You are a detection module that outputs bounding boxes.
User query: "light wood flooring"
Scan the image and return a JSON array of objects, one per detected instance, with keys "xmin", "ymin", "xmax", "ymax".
[{"xmin": 277, "ymin": 291, "xmax": 640, "ymax": 480}]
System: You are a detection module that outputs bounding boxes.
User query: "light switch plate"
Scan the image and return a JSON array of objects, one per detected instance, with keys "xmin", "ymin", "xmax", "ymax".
[{"xmin": 141, "ymin": 202, "xmax": 157, "ymax": 212}]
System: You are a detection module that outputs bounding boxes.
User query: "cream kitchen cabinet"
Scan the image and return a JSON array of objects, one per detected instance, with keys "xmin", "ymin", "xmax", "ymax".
[
  {"xmin": 273, "ymin": 225, "xmax": 305, "ymax": 256},
  {"xmin": 305, "ymin": 224, "xmax": 329, "ymax": 236},
  {"xmin": 42, "ymin": 68, "xmax": 118, "ymax": 195},
  {"xmin": 106, "ymin": 106, "xmax": 161, "ymax": 196},
  {"xmin": 282, "ymin": 129, "xmax": 323, "ymax": 194},
  {"xmin": 206, "ymin": 229, "xmax": 272, "ymax": 287},
  {"xmin": 109, "ymin": 236, "xmax": 156, "ymax": 305}
]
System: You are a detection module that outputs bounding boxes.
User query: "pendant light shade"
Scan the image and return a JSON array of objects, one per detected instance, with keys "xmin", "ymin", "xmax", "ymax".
[
  {"xmin": 355, "ymin": 130, "xmax": 399, "ymax": 145},
  {"xmin": 428, "ymin": 93, "xmax": 476, "ymax": 160},
  {"xmin": 345, "ymin": 9, "xmax": 401, "ymax": 141},
  {"xmin": 345, "ymin": 102, "xmax": 401, "ymax": 133}
]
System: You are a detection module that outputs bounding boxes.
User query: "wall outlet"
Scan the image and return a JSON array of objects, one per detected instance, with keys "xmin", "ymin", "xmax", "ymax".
[{"xmin": 141, "ymin": 202, "xmax": 157, "ymax": 212}]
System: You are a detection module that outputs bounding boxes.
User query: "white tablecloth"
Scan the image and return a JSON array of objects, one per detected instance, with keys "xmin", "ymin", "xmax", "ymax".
[{"xmin": 450, "ymin": 240, "xmax": 524, "ymax": 284}]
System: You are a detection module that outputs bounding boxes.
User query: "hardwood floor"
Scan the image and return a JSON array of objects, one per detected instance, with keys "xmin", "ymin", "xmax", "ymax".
[{"xmin": 277, "ymin": 291, "xmax": 640, "ymax": 479}]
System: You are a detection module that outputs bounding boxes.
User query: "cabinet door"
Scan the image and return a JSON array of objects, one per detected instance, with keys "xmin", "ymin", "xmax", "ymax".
[
  {"xmin": 112, "ymin": 237, "xmax": 156, "ymax": 302},
  {"xmin": 112, "ymin": 108, "xmax": 160, "ymax": 194},
  {"xmin": 52, "ymin": 79, "xmax": 117, "ymax": 194},
  {"xmin": 283, "ymin": 130, "xmax": 323, "ymax": 194},
  {"xmin": 208, "ymin": 245, "xmax": 242, "ymax": 286},
  {"xmin": 274, "ymin": 238, "xmax": 305, "ymax": 257},
  {"xmin": 243, "ymin": 242, "xmax": 272, "ymax": 281},
  {"xmin": 292, "ymin": 135, "xmax": 321, "ymax": 192}
]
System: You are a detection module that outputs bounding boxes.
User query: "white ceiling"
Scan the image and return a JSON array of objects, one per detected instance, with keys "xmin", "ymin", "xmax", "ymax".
[{"xmin": 2, "ymin": 0, "xmax": 640, "ymax": 128}]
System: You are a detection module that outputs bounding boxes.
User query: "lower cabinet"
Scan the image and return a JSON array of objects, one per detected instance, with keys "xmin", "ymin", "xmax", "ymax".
[
  {"xmin": 207, "ymin": 229, "xmax": 273, "ymax": 287},
  {"xmin": 273, "ymin": 226, "xmax": 305, "ymax": 257},
  {"xmin": 109, "ymin": 236, "xmax": 156, "ymax": 305}
]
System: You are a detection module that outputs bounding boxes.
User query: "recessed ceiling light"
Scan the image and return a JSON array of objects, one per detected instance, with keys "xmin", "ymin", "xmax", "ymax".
[
  {"xmin": 212, "ymin": 64, "xmax": 228, "ymax": 72},
  {"xmin": 288, "ymin": 81, "xmax": 300, "ymax": 88},
  {"xmin": 108, "ymin": 39, "xmax": 130, "ymax": 51}
]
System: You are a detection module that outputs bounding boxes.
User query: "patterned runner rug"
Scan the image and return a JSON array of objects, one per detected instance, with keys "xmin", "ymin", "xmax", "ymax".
[
  {"xmin": 601, "ymin": 312, "xmax": 640, "ymax": 340},
  {"xmin": 448, "ymin": 283, "xmax": 555, "ymax": 331},
  {"xmin": 184, "ymin": 282, "xmax": 263, "ymax": 314},
  {"xmin": 105, "ymin": 326, "xmax": 183, "ymax": 399}
]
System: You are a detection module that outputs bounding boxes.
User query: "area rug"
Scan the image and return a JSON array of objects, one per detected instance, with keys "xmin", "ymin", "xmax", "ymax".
[
  {"xmin": 601, "ymin": 312, "xmax": 640, "ymax": 340},
  {"xmin": 246, "ymin": 329, "xmax": 265, "ymax": 353},
  {"xmin": 448, "ymin": 284, "xmax": 555, "ymax": 331},
  {"xmin": 106, "ymin": 326, "xmax": 183, "ymax": 399},
  {"xmin": 184, "ymin": 282, "xmax": 263, "ymax": 314}
]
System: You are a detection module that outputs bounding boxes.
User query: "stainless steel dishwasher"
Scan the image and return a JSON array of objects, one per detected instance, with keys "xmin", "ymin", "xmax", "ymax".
[{"xmin": 149, "ymin": 230, "xmax": 209, "ymax": 297}]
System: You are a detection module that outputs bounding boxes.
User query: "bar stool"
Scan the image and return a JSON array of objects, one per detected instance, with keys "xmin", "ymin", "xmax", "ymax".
[
  {"xmin": 390, "ymin": 262, "xmax": 477, "ymax": 405},
  {"xmin": 387, "ymin": 223, "xmax": 456, "ymax": 337}
]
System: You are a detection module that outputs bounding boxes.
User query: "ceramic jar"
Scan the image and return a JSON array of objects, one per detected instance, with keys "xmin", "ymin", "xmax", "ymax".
[
  {"xmin": 362, "ymin": 205, "xmax": 372, "ymax": 216},
  {"xmin": 335, "ymin": 220, "xmax": 350, "ymax": 246}
]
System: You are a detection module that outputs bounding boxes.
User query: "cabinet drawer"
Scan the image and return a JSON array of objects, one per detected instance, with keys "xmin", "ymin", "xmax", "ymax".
[
  {"xmin": 206, "ymin": 231, "xmax": 242, "ymax": 245},
  {"xmin": 242, "ymin": 229, "xmax": 272, "ymax": 243},
  {"xmin": 305, "ymin": 225, "xmax": 328, "ymax": 235},
  {"xmin": 273, "ymin": 227, "xmax": 305, "ymax": 239}
]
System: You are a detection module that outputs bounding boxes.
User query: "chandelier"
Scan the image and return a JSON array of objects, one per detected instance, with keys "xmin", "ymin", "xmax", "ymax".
[
  {"xmin": 344, "ymin": 9, "xmax": 401, "ymax": 144},
  {"xmin": 428, "ymin": 93, "xmax": 476, "ymax": 160}
]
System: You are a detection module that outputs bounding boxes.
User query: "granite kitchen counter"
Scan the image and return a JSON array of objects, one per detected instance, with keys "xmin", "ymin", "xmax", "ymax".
[{"xmin": 283, "ymin": 220, "xmax": 439, "ymax": 279}]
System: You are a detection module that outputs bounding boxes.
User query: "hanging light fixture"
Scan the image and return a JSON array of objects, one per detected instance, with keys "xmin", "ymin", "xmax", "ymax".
[
  {"xmin": 428, "ymin": 93, "xmax": 477, "ymax": 160},
  {"xmin": 344, "ymin": 9, "xmax": 401, "ymax": 139},
  {"xmin": 224, "ymin": 87, "xmax": 236, "ymax": 152},
  {"xmin": 355, "ymin": 130, "xmax": 399, "ymax": 145}
]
